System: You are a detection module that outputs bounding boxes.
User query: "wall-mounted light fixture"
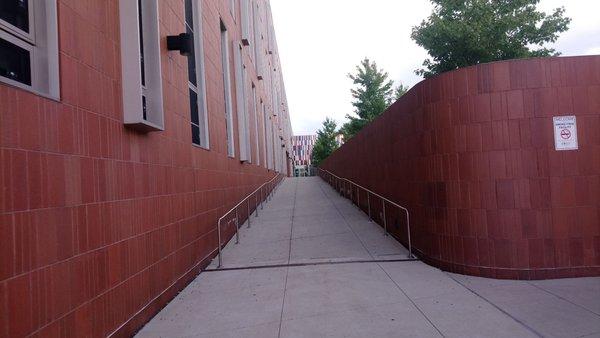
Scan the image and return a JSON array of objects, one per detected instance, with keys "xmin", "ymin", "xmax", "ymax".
[{"xmin": 167, "ymin": 33, "xmax": 193, "ymax": 56}]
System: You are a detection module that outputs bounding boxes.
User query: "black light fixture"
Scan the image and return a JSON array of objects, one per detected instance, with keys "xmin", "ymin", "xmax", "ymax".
[{"xmin": 167, "ymin": 33, "xmax": 193, "ymax": 56}]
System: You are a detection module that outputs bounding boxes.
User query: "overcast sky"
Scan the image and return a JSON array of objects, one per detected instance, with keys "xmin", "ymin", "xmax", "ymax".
[{"xmin": 270, "ymin": 0, "xmax": 600, "ymax": 135}]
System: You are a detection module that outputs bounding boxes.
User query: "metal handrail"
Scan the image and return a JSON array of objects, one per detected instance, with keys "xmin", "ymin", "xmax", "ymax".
[
  {"xmin": 318, "ymin": 168, "xmax": 413, "ymax": 258},
  {"xmin": 217, "ymin": 173, "xmax": 283, "ymax": 267}
]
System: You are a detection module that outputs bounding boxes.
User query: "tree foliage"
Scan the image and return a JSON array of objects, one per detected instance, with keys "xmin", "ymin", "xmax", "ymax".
[
  {"xmin": 392, "ymin": 83, "xmax": 409, "ymax": 102},
  {"xmin": 311, "ymin": 118, "xmax": 339, "ymax": 167},
  {"xmin": 341, "ymin": 58, "xmax": 394, "ymax": 140},
  {"xmin": 411, "ymin": 0, "xmax": 571, "ymax": 77}
]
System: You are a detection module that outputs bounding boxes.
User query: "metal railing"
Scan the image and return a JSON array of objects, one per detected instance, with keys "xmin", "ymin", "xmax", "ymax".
[
  {"xmin": 318, "ymin": 168, "xmax": 413, "ymax": 258},
  {"xmin": 216, "ymin": 174, "xmax": 284, "ymax": 268}
]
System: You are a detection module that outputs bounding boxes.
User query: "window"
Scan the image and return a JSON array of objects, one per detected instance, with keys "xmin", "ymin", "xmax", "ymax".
[
  {"xmin": 265, "ymin": 111, "xmax": 274, "ymax": 170},
  {"xmin": 186, "ymin": 0, "xmax": 209, "ymax": 148},
  {"xmin": 229, "ymin": 0, "xmax": 236, "ymax": 21},
  {"xmin": 252, "ymin": 1, "xmax": 263, "ymax": 79},
  {"xmin": 220, "ymin": 20, "xmax": 235, "ymax": 157},
  {"xmin": 234, "ymin": 42, "xmax": 251, "ymax": 162},
  {"xmin": 252, "ymin": 84, "xmax": 260, "ymax": 166},
  {"xmin": 261, "ymin": 100, "xmax": 268, "ymax": 168},
  {"xmin": 0, "ymin": 0, "xmax": 59, "ymax": 99},
  {"xmin": 119, "ymin": 0, "xmax": 164, "ymax": 131},
  {"xmin": 240, "ymin": 0, "xmax": 250, "ymax": 46}
]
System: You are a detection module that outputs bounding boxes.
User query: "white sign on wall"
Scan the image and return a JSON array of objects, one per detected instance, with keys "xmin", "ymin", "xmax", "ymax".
[{"xmin": 553, "ymin": 116, "xmax": 578, "ymax": 151}]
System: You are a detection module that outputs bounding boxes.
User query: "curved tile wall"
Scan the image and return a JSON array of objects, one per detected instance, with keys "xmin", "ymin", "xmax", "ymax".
[{"xmin": 321, "ymin": 56, "xmax": 600, "ymax": 279}]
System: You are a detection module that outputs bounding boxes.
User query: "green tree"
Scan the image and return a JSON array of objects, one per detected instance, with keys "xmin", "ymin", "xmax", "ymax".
[
  {"xmin": 312, "ymin": 118, "xmax": 339, "ymax": 167},
  {"xmin": 341, "ymin": 58, "xmax": 394, "ymax": 140},
  {"xmin": 391, "ymin": 83, "xmax": 409, "ymax": 103},
  {"xmin": 411, "ymin": 0, "xmax": 571, "ymax": 78}
]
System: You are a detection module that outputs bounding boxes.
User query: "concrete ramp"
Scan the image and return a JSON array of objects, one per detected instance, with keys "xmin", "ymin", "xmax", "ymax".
[
  {"xmin": 207, "ymin": 177, "xmax": 412, "ymax": 270},
  {"xmin": 136, "ymin": 177, "xmax": 600, "ymax": 338}
]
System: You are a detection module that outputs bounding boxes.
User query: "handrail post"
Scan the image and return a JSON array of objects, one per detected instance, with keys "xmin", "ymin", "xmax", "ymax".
[
  {"xmin": 247, "ymin": 199, "xmax": 251, "ymax": 228},
  {"xmin": 217, "ymin": 219, "xmax": 222, "ymax": 267},
  {"xmin": 235, "ymin": 210, "xmax": 240, "ymax": 244},
  {"xmin": 367, "ymin": 192, "xmax": 371, "ymax": 222},
  {"xmin": 215, "ymin": 174, "xmax": 282, "ymax": 269},
  {"xmin": 382, "ymin": 199, "xmax": 388, "ymax": 236},
  {"xmin": 407, "ymin": 212, "xmax": 413, "ymax": 258}
]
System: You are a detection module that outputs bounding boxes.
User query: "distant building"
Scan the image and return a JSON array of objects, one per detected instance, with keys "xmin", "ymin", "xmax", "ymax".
[{"xmin": 292, "ymin": 134, "xmax": 317, "ymax": 176}]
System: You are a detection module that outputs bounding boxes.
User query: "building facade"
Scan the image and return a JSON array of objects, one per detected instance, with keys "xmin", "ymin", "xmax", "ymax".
[
  {"xmin": 292, "ymin": 134, "xmax": 316, "ymax": 176},
  {"xmin": 0, "ymin": 0, "xmax": 292, "ymax": 336}
]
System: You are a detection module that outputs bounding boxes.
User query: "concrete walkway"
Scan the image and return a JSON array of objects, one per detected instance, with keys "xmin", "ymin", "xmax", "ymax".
[{"xmin": 137, "ymin": 177, "xmax": 600, "ymax": 338}]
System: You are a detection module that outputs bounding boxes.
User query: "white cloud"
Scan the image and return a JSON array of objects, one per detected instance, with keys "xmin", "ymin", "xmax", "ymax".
[
  {"xmin": 271, "ymin": 0, "xmax": 600, "ymax": 135},
  {"xmin": 586, "ymin": 46, "xmax": 600, "ymax": 55}
]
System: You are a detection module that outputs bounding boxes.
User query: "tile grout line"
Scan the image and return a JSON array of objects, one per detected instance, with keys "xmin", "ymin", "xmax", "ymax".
[
  {"xmin": 527, "ymin": 281, "xmax": 600, "ymax": 317},
  {"xmin": 277, "ymin": 178, "xmax": 299, "ymax": 338},
  {"xmin": 377, "ymin": 263, "xmax": 446, "ymax": 337},
  {"xmin": 445, "ymin": 273, "xmax": 545, "ymax": 337}
]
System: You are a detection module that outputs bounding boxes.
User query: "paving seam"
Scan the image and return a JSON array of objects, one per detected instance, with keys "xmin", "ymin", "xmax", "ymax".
[
  {"xmin": 316, "ymin": 179, "xmax": 444, "ymax": 336},
  {"xmin": 277, "ymin": 178, "xmax": 299, "ymax": 338},
  {"xmin": 527, "ymin": 281, "xmax": 600, "ymax": 317},
  {"xmin": 203, "ymin": 258, "xmax": 420, "ymax": 272},
  {"xmin": 377, "ymin": 262, "xmax": 446, "ymax": 337},
  {"xmin": 315, "ymin": 178, "xmax": 377, "ymax": 260},
  {"xmin": 445, "ymin": 273, "xmax": 545, "ymax": 337}
]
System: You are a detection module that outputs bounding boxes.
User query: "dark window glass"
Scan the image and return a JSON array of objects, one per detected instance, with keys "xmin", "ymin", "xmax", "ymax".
[
  {"xmin": 186, "ymin": 0, "xmax": 200, "ymax": 146},
  {"xmin": 191, "ymin": 125, "xmax": 200, "ymax": 145},
  {"xmin": 0, "ymin": 38, "xmax": 31, "ymax": 85},
  {"xmin": 186, "ymin": 26, "xmax": 196, "ymax": 86},
  {"xmin": 185, "ymin": 0, "xmax": 196, "ymax": 86},
  {"xmin": 142, "ymin": 95, "xmax": 147, "ymax": 120},
  {"xmin": 184, "ymin": 0, "xmax": 193, "ymax": 27},
  {"xmin": 138, "ymin": 0, "xmax": 145, "ymax": 86},
  {"xmin": 0, "ymin": 0, "xmax": 29, "ymax": 33},
  {"xmin": 189, "ymin": 89, "xmax": 198, "ymax": 125}
]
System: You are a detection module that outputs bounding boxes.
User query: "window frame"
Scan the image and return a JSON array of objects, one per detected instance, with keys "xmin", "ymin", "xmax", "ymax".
[
  {"xmin": 229, "ymin": 0, "xmax": 236, "ymax": 22},
  {"xmin": 251, "ymin": 83, "xmax": 260, "ymax": 166},
  {"xmin": 119, "ymin": 0, "xmax": 164, "ymax": 132},
  {"xmin": 0, "ymin": 1, "xmax": 35, "ymax": 44},
  {"xmin": 0, "ymin": 1, "xmax": 59, "ymax": 100},
  {"xmin": 220, "ymin": 20, "xmax": 235, "ymax": 158},
  {"xmin": 234, "ymin": 41, "xmax": 251, "ymax": 163},
  {"xmin": 240, "ymin": 0, "xmax": 250, "ymax": 46},
  {"xmin": 0, "ymin": 29, "xmax": 34, "ymax": 87},
  {"xmin": 187, "ymin": 0, "xmax": 210, "ymax": 149},
  {"xmin": 261, "ymin": 100, "xmax": 268, "ymax": 168},
  {"xmin": 252, "ymin": 1, "xmax": 263, "ymax": 79}
]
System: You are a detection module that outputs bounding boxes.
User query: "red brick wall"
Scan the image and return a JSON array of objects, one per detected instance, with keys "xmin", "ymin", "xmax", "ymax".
[
  {"xmin": 0, "ymin": 0, "xmax": 286, "ymax": 337},
  {"xmin": 321, "ymin": 56, "xmax": 600, "ymax": 280}
]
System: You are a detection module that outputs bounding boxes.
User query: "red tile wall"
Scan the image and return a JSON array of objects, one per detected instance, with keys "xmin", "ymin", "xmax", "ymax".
[
  {"xmin": 0, "ymin": 0, "xmax": 285, "ymax": 337},
  {"xmin": 321, "ymin": 56, "xmax": 600, "ymax": 280}
]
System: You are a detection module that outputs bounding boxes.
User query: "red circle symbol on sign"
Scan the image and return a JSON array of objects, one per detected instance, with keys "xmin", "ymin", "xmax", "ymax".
[{"xmin": 560, "ymin": 129, "xmax": 571, "ymax": 140}]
